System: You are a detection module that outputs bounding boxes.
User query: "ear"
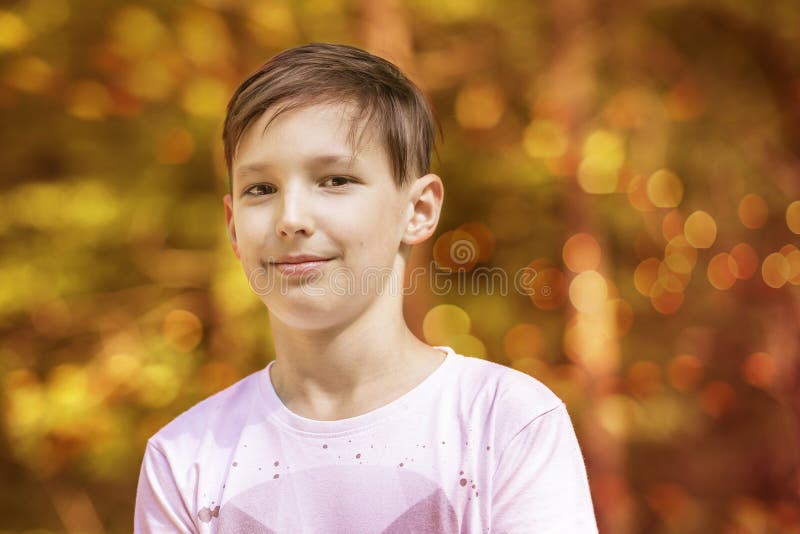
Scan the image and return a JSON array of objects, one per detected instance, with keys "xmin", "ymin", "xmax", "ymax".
[
  {"xmin": 223, "ymin": 194, "xmax": 241, "ymax": 259},
  {"xmin": 401, "ymin": 173, "xmax": 444, "ymax": 246}
]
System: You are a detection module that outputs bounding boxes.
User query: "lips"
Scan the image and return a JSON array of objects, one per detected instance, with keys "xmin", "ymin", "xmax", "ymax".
[
  {"xmin": 268, "ymin": 255, "xmax": 334, "ymax": 277},
  {"xmin": 272, "ymin": 254, "xmax": 334, "ymax": 265}
]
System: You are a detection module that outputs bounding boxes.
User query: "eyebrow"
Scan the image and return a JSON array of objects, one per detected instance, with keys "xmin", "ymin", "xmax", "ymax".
[{"xmin": 234, "ymin": 153, "xmax": 360, "ymax": 178}]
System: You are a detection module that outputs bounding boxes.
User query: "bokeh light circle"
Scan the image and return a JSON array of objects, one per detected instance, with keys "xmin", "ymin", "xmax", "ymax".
[
  {"xmin": 707, "ymin": 253, "xmax": 738, "ymax": 290},
  {"xmin": 563, "ymin": 233, "xmax": 602, "ymax": 273},
  {"xmin": 785, "ymin": 200, "xmax": 800, "ymax": 235},
  {"xmin": 730, "ymin": 243, "xmax": 759, "ymax": 280},
  {"xmin": 664, "ymin": 235, "xmax": 697, "ymax": 274},
  {"xmin": 634, "ymin": 257, "xmax": 661, "ymax": 297},
  {"xmin": 667, "ymin": 354, "xmax": 703, "ymax": 392},
  {"xmin": 503, "ymin": 323, "xmax": 546, "ymax": 362},
  {"xmin": 422, "ymin": 304, "xmax": 471, "ymax": 346},
  {"xmin": 761, "ymin": 252, "xmax": 790, "ymax": 288},
  {"xmin": 163, "ymin": 309, "xmax": 203, "ymax": 352},
  {"xmin": 646, "ymin": 169, "xmax": 683, "ymax": 208},
  {"xmin": 741, "ymin": 352, "xmax": 775, "ymax": 389},
  {"xmin": 738, "ymin": 193, "xmax": 768, "ymax": 229},
  {"xmin": 684, "ymin": 210, "xmax": 717, "ymax": 249},
  {"xmin": 662, "ymin": 210, "xmax": 685, "ymax": 242},
  {"xmin": 569, "ymin": 270, "xmax": 608, "ymax": 313}
]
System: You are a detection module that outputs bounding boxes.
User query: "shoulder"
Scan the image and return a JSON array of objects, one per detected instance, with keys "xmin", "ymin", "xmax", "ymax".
[
  {"xmin": 452, "ymin": 354, "xmax": 563, "ymax": 413},
  {"xmin": 446, "ymin": 353, "xmax": 565, "ymax": 436},
  {"xmin": 146, "ymin": 368, "xmax": 265, "ymax": 457}
]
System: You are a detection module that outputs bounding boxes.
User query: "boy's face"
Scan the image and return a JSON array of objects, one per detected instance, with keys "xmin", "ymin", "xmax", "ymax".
[{"xmin": 224, "ymin": 102, "xmax": 440, "ymax": 330}]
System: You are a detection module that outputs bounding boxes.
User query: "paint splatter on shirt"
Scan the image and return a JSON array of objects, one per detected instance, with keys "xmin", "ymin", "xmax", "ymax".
[{"xmin": 134, "ymin": 346, "xmax": 597, "ymax": 533}]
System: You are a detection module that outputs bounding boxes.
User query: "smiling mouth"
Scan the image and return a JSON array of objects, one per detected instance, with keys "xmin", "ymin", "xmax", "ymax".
[{"xmin": 270, "ymin": 258, "xmax": 333, "ymax": 276}]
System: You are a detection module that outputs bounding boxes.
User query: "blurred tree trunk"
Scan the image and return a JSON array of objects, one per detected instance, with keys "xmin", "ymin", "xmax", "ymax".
[
  {"xmin": 359, "ymin": 0, "xmax": 414, "ymax": 73},
  {"xmin": 762, "ymin": 296, "xmax": 800, "ymax": 499},
  {"xmin": 543, "ymin": 0, "xmax": 633, "ymax": 531}
]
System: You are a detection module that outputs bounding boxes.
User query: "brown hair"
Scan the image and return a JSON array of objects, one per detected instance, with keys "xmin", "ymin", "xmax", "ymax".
[{"xmin": 222, "ymin": 43, "xmax": 438, "ymax": 189}]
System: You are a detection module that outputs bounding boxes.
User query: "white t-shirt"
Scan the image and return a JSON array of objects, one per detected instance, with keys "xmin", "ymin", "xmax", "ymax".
[{"xmin": 134, "ymin": 346, "xmax": 598, "ymax": 533}]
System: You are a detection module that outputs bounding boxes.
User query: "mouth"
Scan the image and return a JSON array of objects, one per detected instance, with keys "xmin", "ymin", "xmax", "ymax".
[{"xmin": 268, "ymin": 257, "xmax": 334, "ymax": 276}]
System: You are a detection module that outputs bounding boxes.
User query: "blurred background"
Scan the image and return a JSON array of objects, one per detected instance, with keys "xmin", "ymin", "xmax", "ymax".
[{"xmin": 1, "ymin": 0, "xmax": 799, "ymax": 532}]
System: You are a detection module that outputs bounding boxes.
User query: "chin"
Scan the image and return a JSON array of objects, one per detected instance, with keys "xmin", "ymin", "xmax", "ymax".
[{"xmin": 265, "ymin": 294, "xmax": 353, "ymax": 330}]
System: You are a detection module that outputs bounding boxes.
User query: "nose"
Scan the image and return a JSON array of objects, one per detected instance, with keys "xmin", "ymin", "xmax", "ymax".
[{"xmin": 275, "ymin": 184, "xmax": 315, "ymax": 239}]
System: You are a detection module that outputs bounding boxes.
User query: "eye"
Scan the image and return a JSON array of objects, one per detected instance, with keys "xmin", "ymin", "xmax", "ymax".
[
  {"xmin": 245, "ymin": 184, "xmax": 276, "ymax": 196},
  {"xmin": 322, "ymin": 176, "xmax": 353, "ymax": 187}
]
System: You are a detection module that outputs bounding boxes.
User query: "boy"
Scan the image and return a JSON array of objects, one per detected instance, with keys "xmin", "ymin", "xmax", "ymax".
[{"xmin": 134, "ymin": 43, "xmax": 598, "ymax": 533}]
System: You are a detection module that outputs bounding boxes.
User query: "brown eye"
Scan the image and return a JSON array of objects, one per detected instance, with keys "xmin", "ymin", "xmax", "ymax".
[
  {"xmin": 247, "ymin": 184, "xmax": 276, "ymax": 196},
  {"xmin": 324, "ymin": 176, "xmax": 351, "ymax": 187}
]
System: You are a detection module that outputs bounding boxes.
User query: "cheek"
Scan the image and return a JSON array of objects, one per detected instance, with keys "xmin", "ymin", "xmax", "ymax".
[{"xmin": 235, "ymin": 213, "xmax": 271, "ymax": 258}]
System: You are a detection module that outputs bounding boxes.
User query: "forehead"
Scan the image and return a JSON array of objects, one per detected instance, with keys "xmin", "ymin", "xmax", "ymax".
[{"xmin": 234, "ymin": 101, "xmax": 386, "ymax": 172}]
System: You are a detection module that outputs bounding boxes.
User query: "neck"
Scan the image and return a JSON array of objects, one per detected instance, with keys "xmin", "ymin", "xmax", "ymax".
[{"xmin": 266, "ymin": 290, "xmax": 440, "ymax": 420}]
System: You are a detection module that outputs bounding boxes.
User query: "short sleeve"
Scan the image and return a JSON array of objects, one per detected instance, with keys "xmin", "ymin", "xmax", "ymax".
[
  {"xmin": 134, "ymin": 441, "xmax": 197, "ymax": 534},
  {"xmin": 490, "ymin": 403, "xmax": 598, "ymax": 534}
]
